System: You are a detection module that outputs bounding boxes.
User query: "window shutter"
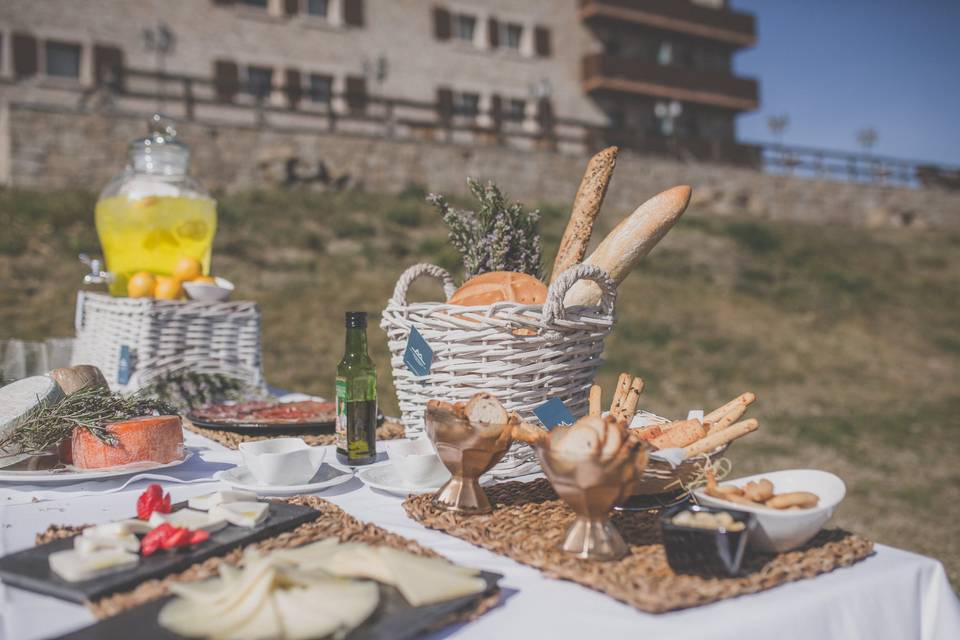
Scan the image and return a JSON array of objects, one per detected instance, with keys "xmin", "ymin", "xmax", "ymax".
[
  {"xmin": 490, "ymin": 94, "xmax": 502, "ymax": 129},
  {"xmin": 534, "ymin": 26, "xmax": 552, "ymax": 57},
  {"xmin": 12, "ymin": 33, "xmax": 38, "ymax": 78},
  {"xmin": 213, "ymin": 60, "xmax": 240, "ymax": 102},
  {"xmin": 488, "ymin": 18, "xmax": 499, "ymax": 48},
  {"xmin": 345, "ymin": 75, "xmax": 367, "ymax": 111},
  {"xmin": 537, "ymin": 97, "xmax": 555, "ymax": 131},
  {"xmin": 93, "ymin": 44, "xmax": 124, "ymax": 91},
  {"xmin": 343, "ymin": 0, "xmax": 364, "ymax": 26},
  {"xmin": 433, "ymin": 7, "xmax": 451, "ymax": 40},
  {"xmin": 436, "ymin": 87, "xmax": 453, "ymax": 122},
  {"xmin": 283, "ymin": 0, "xmax": 298, "ymax": 16},
  {"xmin": 284, "ymin": 68, "xmax": 302, "ymax": 108}
]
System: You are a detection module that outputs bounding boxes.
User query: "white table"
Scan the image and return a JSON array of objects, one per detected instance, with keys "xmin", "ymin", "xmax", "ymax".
[{"xmin": 1, "ymin": 431, "xmax": 958, "ymax": 640}]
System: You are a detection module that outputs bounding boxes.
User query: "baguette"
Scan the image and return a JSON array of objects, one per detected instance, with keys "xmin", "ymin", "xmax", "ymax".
[
  {"xmin": 465, "ymin": 393, "xmax": 508, "ymax": 426},
  {"xmin": 649, "ymin": 419, "xmax": 706, "ymax": 449},
  {"xmin": 550, "ymin": 146, "xmax": 618, "ymax": 284},
  {"xmin": 564, "ymin": 185, "xmax": 692, "ymax": 306},
  {"xmin": 588, "ymin": 384, "xmax": 602, "ymax": 417},
  {"xmin": 704, "ymin": 392, "xmax": 756, "ymax": 425},
  {"xmin": 683, "ymin": 418, "xmax": 758, "ymax": 459}
]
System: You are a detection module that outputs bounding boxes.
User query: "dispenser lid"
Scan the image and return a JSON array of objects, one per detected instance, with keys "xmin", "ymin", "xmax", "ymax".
[{"xmin": 128, "ymin": 114, "xmax": 190, "ymax": 175}]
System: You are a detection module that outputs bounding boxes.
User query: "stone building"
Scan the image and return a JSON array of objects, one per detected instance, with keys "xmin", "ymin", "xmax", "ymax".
[{"xmin": 0, "ymin": 0, "xmax": 758, "ymax": 161}]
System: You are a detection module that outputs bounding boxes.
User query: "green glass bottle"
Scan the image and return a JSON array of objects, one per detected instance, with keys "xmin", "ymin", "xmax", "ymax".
[{"xmin": 335, "ymin": 311, "xmax": 378, "ymax": 466}]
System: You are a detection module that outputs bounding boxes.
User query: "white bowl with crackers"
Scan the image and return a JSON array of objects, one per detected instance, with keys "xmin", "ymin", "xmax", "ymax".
[{"xmin": 694, "ymin": 469, "xmax": 846, "ymax": 552}]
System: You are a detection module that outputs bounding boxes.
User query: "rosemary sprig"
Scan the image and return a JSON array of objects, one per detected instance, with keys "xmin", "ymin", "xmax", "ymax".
[{"xmin": 0, "ymin": 385, "xmax": 177, "ymax": 455}]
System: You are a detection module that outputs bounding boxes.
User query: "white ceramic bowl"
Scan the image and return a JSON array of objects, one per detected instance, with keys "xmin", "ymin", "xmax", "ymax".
[
  {"xmin": 389, "ymin": 438, "xmax": 448, "ymax": 487},
  {"xmin": 183, "ymin": 277, "xmax": 234, "ymax": 302},
  {"xmin": 693, "ymin": 469, "xmax": 846, "ymax": 552}
]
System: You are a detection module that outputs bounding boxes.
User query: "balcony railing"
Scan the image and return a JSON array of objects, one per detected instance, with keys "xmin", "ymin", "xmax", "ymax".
[
  {"xmin": 5, "ymin": 66, "xmax": 956, "ymax": 190},
  {"xmin": 579, "ymin": 0, "xmax": 756, "ymax": 47},
  {"xmin": 582, "ymin": 53, "xmax": 759, "ymax": 111}
]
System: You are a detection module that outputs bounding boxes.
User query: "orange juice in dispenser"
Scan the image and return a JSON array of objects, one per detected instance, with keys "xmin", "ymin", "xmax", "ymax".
[{"xmin": 95, "ymin": 115, "xmax": 216, "ymax": 296}]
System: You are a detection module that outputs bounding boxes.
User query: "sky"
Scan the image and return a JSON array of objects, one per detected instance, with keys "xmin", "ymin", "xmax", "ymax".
[{"xmin": 730, "ymin": 0, "xmax": 960, "ymax": 166}]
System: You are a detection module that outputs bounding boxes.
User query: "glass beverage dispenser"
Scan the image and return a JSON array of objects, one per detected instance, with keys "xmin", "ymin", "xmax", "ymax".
[{"xmin": 95, "ymin": 115, "xmax": 217, "ymax": 296}]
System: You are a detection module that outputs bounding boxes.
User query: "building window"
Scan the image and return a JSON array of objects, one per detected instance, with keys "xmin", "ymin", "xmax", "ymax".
[
  {"xmin": 309, "ymin": 73, "xmax": 332, "ymax": 103},
  {"xmin": 240, "ymin": 0, "xmax": 268, "ymax": 8},
  {"xmin": 452, "ymin": 14, "xmax": 476, "ymax": 43},
  {"xmin": 247, "ymin": 65, "xmax": 273, "ymax": 98},
  {"xmin": 602, "ymin": 39, "xmax": 621, "ymax": 56},
  {"xmin": 305, "ymin": 0, "xmax": 329, "ymax": 16},
  {"xmin": 501, "ymin": 23, "xmax": 522, "ymax": 50},
  {"xmin": 452, "ymin": 91, "xmax": 480, "ymax": 118},
  {"xmin": 657, "ymin": 41, "xmax": 673, "ymax": 66},
  {"xmin": 45, "ymin": 41, "xmax": 81, "ymax": 78},
  {"xmin": 505, "ymin": 98, "xmax": 526, "ymax": 121}
]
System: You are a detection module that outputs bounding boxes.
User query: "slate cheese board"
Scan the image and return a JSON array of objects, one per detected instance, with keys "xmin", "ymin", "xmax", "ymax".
[
  {"xmin": 55, "ymin": 570, "xmax": 502, "ymax": 640},
  {"xmin": 0, "ymin": 500, "xmax": 318, "ymax": 603}
]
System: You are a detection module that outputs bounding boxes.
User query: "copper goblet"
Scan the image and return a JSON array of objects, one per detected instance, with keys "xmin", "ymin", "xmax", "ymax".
[
  {"xmin": 424, "ymin": 401, "xmax": 513, "ymax": 515},
  {"xmin": 537, "ymin": 438, "xmax": 648, "ymax": 561}
]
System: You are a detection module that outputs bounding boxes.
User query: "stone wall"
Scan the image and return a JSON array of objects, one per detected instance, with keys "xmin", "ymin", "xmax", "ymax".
[{"xmin": 5, "ymin": 104, "xmax": 959, "ymax": 229}]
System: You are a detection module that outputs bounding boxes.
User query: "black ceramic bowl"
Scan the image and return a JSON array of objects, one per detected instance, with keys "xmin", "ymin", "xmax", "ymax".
[{"xmin": 660, "ymin": 503, "xmax": 757, "ymax": 577}]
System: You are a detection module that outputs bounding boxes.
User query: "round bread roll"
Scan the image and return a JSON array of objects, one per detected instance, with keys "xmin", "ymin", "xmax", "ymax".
[{"xmin": 448, "ymin": 272, "xmax": 548, "ymax": 306}]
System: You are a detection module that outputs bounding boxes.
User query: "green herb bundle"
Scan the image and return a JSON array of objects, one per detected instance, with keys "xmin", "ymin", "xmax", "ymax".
[
  {"xmin": 428, "ymin": 178, "xmax": 542, "ymax": 280},
  {"xmin": 0, "ymin": 386, "xmax": 176, "ymax": 455}
]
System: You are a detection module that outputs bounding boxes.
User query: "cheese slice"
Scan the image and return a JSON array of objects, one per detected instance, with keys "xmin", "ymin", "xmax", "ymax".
[
  {"xmin": 49, "ymin": 548, "xmax": 138, "ymax": 582},
  {"xmin": 188, "ymin": 490, "xmax": 258, "ymax": 512},
  {"xmin": 210, "ymin": 502, "xmax": 270, "ymax": 528},
  {"xmin": 149, "ymin": 508, "xmax": 228, "ymax": 532},
  {"xmin": 274, "ymin": 580, "xmax": 379, "ymax": 640},
  {"xmin": 76, "ymin": 523, "xmax": 140, "ymax": 554},
  {"xmin": 0, "ymin": 376, "xmax": 64, "ymax": 468},
  {"xmin": 117, "ymin": 519, "xmax": 153, "ymax": 535},
  {"xmin": 377, "ymin": 547, "xmax": 486, "ymax": 607}
]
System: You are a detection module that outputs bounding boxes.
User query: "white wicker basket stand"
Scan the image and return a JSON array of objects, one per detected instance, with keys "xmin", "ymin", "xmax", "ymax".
[
  {"xmin": 381, "ymin": 262, "xmax": 617, "ymax": 476},
  {"xmin": 71, "ymin": 291, "xmax": 265, "ymax": 393}
]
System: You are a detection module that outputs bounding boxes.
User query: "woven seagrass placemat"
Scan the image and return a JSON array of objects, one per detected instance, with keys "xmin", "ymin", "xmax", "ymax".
[
  {"xmin": 184, "ymin": 418, "xmax": 406, "ymax": 449},
  {"xmin": 37, "ymin": 496, "xmax": 499, "ymax": 625},
  {"xmin": 403, "ymin": 478, "xmax": 873, "ymax": 613}
]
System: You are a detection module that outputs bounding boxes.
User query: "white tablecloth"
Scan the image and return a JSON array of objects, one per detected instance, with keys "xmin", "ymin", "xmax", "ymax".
[{"xmin": 1, "ymin": 431, "xmax": 958, "ymax": 640}]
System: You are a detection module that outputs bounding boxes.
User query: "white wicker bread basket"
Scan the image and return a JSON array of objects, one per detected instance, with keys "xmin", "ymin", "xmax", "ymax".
[
  {"xmin": 71, "ymin": 291, "xmax": 265, "ymax": 392},
  {"xmin": 380, "ymin": 262, "xmax": 617, "ymax": 477}
]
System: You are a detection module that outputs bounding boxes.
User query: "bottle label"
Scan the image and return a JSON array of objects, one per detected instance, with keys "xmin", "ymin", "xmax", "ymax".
[{"xmin": 335, "ymin": 378, "xmax": 347, "ymax": 451}]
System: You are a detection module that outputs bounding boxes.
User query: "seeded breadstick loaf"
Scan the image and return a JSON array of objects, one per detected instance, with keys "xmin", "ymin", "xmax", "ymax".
[{"xmin": 550, "ymin": 146, "xmax": 618, "ymax": 284}]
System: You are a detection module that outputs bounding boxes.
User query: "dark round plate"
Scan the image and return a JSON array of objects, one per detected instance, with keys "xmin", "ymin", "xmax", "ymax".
[{"xmin": 186, "ymin": 415, "xmax": 336, "ymax": 436}]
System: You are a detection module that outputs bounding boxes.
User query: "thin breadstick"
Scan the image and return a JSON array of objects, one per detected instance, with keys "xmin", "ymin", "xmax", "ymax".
[
  {"xmin": 588, "ymin": 384, "xmax": 602, "ymax": 417},
  {"xmin": 633, "ymin": 424, "xmax": 662, "ymax": 441},
  {"xmin": 707, "ymin": 401, "xmax": 750, "ymax": 434},
  {"xmin": 649, "ymin": 420, "xmax": 706, "ymax": 449},
  {"xmin": 609, "ymin": 373, "xmax": 631, "ymax": 417},
  {"xmin": 683, "ymin": 418, "xmax": 758, "ymax": 459},
  {"xmin": 704, "ymin": 392, "xmax": 756, "ymax": 424},
  {"xmin": 659, "ymin": 418, "xmax": 700, "ymax": 433},
  {"xmin": 617, "ymin": 377, "xmax": 644, "ymax": 422}
]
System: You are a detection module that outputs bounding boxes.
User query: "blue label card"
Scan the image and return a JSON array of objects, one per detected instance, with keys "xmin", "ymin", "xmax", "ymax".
[
  {"xmin": 403, "ymin": 327, "xmax": 433, "ymax": 377},
  {"xmin": 534, "ymin": 398, "xmax": 575, "ymax": 430},
  {"xmin": 117, "ymin": 345, "xmax": 131, "ymax": 385}
]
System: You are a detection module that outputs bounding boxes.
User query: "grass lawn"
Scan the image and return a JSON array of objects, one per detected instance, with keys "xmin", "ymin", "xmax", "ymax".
[{"xmin": 1, "ymin": 185, "xmax": 958, "ymax": 588}]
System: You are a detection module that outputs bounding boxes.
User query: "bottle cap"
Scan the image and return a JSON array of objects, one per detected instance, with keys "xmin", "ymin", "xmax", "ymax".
[{"xmin": 345, "ymin": 311, "xmax": 367, "ymax": 328}]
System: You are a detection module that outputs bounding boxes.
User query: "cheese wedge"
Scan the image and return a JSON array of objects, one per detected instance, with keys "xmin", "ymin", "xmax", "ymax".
[
  {"xmin": 210, "ymin": 501, "xmax": 270, "ymax": 528},
  {"xmin": 0, "ymin": 375, "xmax": 64, "ymax": 468},
  {"xmin": 188, "ymin": 490, "xmax": 257, "ymax": 512},
  {"xmin": 49, "ymin": 548, "xmax": 138, "ymax": 582},
  {"xmin": 149, "ymin": 508, "xmax": 228, "ymax": 532}
]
